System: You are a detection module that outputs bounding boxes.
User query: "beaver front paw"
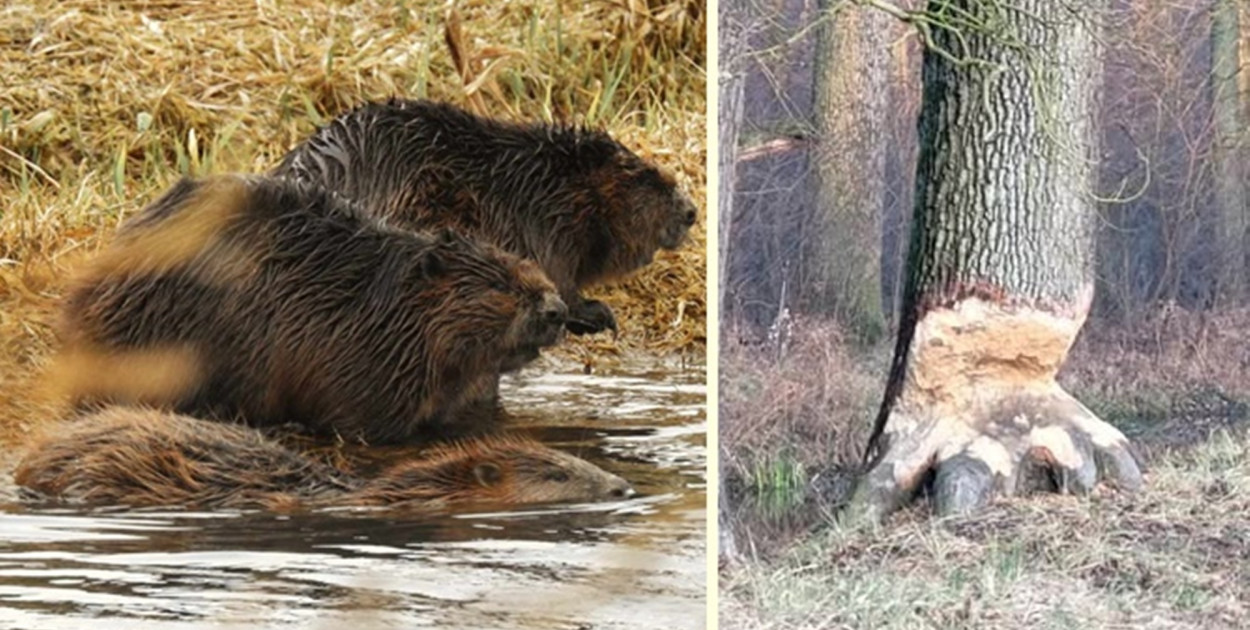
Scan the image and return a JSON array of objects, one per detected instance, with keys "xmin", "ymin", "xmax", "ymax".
[{"xmin": 565, "ymin": 299, "xmax": 618, "ymax": 336}]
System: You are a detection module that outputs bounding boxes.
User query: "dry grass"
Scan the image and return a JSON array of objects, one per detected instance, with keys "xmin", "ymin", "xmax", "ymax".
[
  {"xmin": 720, "ymin": 318, "xmax": 878, "ymax": 479},
  {"xmin": 721, "ymin": 308, "xmax": 1250, "ymax": 629},
  {"xmin": 722, "ymin": 430, "xmax": 1250, "ymax": 629},
  {"xmin": 0, "ymin": 0, "xmax": 706, "ymax": 445},
  {"xmin": 1062, "ymin": 307, "xmax": 1250, "ymax": 456},
  {"xmin": 718, "ymin": 318, "xmax": 883, "ymax": 555}
]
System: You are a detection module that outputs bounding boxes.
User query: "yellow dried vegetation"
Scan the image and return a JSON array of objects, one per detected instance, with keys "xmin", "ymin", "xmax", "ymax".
[{"xmin": 0, "ymin": 0, "xmax": 707, "ymax": 444}]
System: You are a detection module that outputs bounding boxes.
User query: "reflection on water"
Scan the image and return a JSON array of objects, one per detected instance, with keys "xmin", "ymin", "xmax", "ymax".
[{"xmin": 0, "ymin": 361, "xmax": 707, "ymax": 629}]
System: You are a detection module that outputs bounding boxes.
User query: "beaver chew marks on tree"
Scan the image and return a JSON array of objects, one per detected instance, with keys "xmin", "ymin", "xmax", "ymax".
[
  {"xmin": 273, "ymin": 99, "xmax": 698, "ymax": 336},
  {"xmin": 57, "ymin": 174, "xmax": 567, "ymax": 444},
  {"xmin": 15, "ymin": 407, "xmax": 635, "ymax": 510},
  {"xmin": 849, "ymin": 0, "xmax": 1142, "ymax": 521}
]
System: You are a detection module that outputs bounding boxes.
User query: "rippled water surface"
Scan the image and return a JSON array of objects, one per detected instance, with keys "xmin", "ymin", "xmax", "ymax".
[{"xmin": 0, "ymin": 360, "xmax": 707, "ymax": 629}]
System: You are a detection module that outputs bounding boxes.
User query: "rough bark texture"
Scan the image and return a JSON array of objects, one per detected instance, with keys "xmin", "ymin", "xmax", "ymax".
[
  {"xmin": 851, "ymin": 0, "xmax": 1142, "ymax": 521},
  {"xmin": 1212, "ymin": 0, "xmax": 1247, "ymax": 304},
  {"xmin": 803, "ymin": 0, "xmax": 890, "ymax": 342}
]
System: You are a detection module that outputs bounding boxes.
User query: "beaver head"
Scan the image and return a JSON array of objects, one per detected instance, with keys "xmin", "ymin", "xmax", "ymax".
[
  {"xmin": 359, "ymin": 435, "xmax": 636, "ymax": 507},
  {"xmin": 613, "ymin": 154, "xmax": 698, "ymax": 252},
  {"xmin": 578, "ymin": 138, "xmax": 698, "ymax": 281},
  {"xmin": 416, "ymin": 229, "xmax": 565, "ymax": 376},
  {"xmin": 490, "ymin": 250, "xmax": 566, "ymax": 372}
]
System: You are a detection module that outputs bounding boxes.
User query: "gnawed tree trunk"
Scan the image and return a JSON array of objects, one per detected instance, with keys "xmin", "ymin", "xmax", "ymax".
[
  {"xmin": 1212, "ymin": 0, "xmax": 1247, "ymax": 305},
  {"xmin": 850, "ymin": 0, "xmax": 1143, "ymax": 521},
  {"xmin": 804, "ymin": 0, "xmax": 890, "ymax": 343}
]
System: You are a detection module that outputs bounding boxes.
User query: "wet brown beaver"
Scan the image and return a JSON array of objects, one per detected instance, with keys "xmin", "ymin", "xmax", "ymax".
[
  {"xmin": 273, "ymin": 99, "xmax": 698, "ymax": 336},
  {"xmin": 56, "ymin": 174, "xmax": 566, "ymax": 443},
  {"xmin": 14, "ymin": 407, "xmax": 636, "ymax": 510}
]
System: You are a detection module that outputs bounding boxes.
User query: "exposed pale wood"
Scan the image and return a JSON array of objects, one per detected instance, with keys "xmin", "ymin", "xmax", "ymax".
[{"xmin": 735, "ymin": 136, "xmax": 808, "ymax": 162}]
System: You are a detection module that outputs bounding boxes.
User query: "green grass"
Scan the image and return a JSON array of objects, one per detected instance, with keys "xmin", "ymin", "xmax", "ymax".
[{"xmin": 745, "ymin": 450, "xmax": 809, "ymax": 520}]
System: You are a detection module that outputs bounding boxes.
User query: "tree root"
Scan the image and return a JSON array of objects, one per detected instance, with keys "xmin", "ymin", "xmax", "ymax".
[{"xmin": 851, "ymin": 384, "xmax": 1143, "ymax": 522}]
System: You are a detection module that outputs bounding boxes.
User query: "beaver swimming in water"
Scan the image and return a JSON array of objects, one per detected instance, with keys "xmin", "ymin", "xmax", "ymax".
[
  {"xmin": 14, "ymin": 407, "xmax": 635, "ymax": 510},
  {"xmin": 273, "ymin": 99, "xmax": 698, "ymax": 336},
  {"xmin": 56, "ymin": 174, "xmax": 566, "ymax": 444}
]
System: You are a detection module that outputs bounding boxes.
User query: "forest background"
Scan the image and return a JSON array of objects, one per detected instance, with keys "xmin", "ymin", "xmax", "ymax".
[{"xmin": 719, "ymin": 1, "xmax": 1250, "ymax": 628}]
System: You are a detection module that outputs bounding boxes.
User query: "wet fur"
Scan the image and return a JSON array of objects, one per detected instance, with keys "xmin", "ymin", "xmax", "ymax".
[
  {"xmin": 14, "ymin": 407, "xmax": 351, "ymax": 509},
  {"xmin": 58, "ymin": 175, "xmax": 566, "ymax": 444},
  {"xmin": 14, "ymin": 408, "xmax": 634, "ymax": 510},
  {"xmin": 273, "ymin": 99, "xmax": 697, "ymax": 335}
]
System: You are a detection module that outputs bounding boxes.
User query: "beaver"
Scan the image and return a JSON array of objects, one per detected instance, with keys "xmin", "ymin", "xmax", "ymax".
[
  {"xmin": 14, "ymin": 407, "xmax": 636, "ymax": 510},
  {"xmin": 56, "ymin": 174, "xmax": 566, "ymax": 444},
  {"xmin": 272, "ymin": 98, "xmax": 698, "ymax": 336}
]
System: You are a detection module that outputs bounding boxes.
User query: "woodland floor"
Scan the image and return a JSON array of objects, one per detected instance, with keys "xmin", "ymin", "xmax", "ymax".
[
  {"xmin": 720, "ymin": 309, "xmax": 1250, "ymax": 630},
  {"xmin": 0, "ymin": 0, "xmax": 706, "ymax": 448}
]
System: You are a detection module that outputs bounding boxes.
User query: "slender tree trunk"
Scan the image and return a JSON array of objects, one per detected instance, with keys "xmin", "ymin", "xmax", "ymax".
[
  {"xmin": 718, "ymin": 0, "xmax": 749, "ymax": 561},
  {"xmin": 882, "ymin": 15, "xmax": 922, "ymax": 321},
  {"xmin": 1241, "ymin": 0, "xmax": 1250, "ymax": 109},
  {"xmin": 719, "ymin": 14, "xmax": 747, "ymax": 324},
  {"xmin": 850, "ymin": 0, "xmax": 1142, "ymax": 521},
  {"xmin": 1213, "ymin": 0, "xmax": 1247, "ymax": 305},
  {"xmin": 803, "ymin": 0, "xmax": 889, "ymax": 343}
]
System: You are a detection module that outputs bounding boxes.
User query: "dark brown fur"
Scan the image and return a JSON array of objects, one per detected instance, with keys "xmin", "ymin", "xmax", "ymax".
[
  {"xmin": 14, "ymin": 408, "xmax": 635, "ymax": 510},
  {"xmin": 273, "ymin": 99, "xmax": 697, "ymax": 335},
  {"xmin": 57, "ymin": 175, "xmax": 566, "ymax": 444}
]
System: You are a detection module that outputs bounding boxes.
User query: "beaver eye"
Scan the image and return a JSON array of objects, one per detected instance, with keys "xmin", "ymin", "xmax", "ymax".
[
  {"xmin": 544, "ymin": 470, "xmax": 570, "ymax": 482},
  {"xmin": 635, "ymin": 168, "xmax": 667, "ymax": 191}
]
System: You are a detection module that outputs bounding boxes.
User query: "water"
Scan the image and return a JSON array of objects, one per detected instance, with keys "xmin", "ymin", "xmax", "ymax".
[{"xmin": 0, "ymin": 360, "xmax": 707, "ymax": 629}]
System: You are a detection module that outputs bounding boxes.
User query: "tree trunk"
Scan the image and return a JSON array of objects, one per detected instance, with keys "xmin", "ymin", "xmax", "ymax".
[
  {"xmin": 1212, "ymin": 0, "xmax": 1247, "ymax": 305},
  {"xmin": 719, "ymin": 12, "xmax": 747, "ymax": 324},
  {"xmin": 1241, "ymin": 0, "xmax": 1250, "ymax": 110},
  {"xmin": 850, "ymin": 0, "xmax": 1143, "ymax": 521},
  {"xmin": 803, "ymin": 0, "xmax": 889, "ymax": 343},
  {"xmin": 718, "ymin": 0, "xmax": 749, "ymax": 561}
]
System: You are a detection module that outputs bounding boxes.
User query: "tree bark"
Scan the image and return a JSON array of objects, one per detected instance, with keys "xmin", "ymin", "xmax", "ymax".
[
  {"xmin": 850, "ymin": 0, "xmax": 1143, "ymax": 521},
  {"xmin": 803, "ymin": 0, "xmax": 890, "ymax": 343},
  {"xmin": 1241, "ymin": 0, "xmax": 1250, "ymax": 110},
  {"xmin": 1212, "ymin": 0, "xmax": 1247, "ymax": 305},
  {"xmin": 719, "ymin": 12, "xmax": 747, "ymax": 323},
  {"xmin": 718, "ymin": 0, "xmax": 749, "ymax": 561}
]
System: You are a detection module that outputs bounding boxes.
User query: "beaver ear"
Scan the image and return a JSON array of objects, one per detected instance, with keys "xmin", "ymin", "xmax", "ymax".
[
  {"xmin": 574, "ymin": 135, "xmax": 621, "ymax": 169},
  {"xmin": 473, "ymin": 462, "xmax": 503, "ymax": 487}
]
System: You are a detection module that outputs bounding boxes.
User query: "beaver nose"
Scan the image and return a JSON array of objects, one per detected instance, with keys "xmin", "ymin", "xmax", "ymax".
[
  {"xmin": 540, "ymin": 294, "xmax": 568, "ymax": 324},
  {"xmin": 675, "ymin": 192, "xmax": 697, "ymax": 226},
  {"xmin": 683, "ymin": 207, "xmax": 696, "ymax": 226},
  {"xmin": 609, "ymin": 480, "xmax": 636, "ymax": 500}
]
